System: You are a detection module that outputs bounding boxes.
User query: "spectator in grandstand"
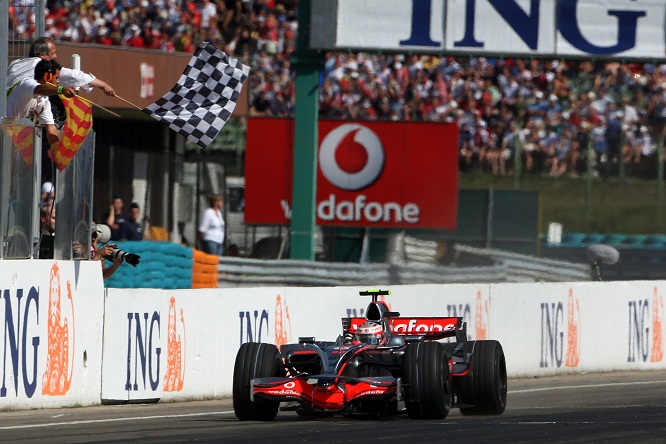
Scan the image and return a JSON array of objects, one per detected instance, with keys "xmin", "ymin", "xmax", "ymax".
[
  {"xmin": 122, "ymin": 24, "xmax": 145, "ymax": 48},
  {"xmin": 250, "ymin": 89, "xmax": 272, "ymax": 115},
  {"xmin": 592, "ymin": 116, "xmax": 613, "ymax": 180},
  {"xmin": 549, "ymin": 126, "xmax": 574, "ymax": 177},
  {"xmin": 500, "ymin": 121, "xmax": 520, "ymax": 176},
  {"xmin": 636, "ymin": 125, "xmax": 656, "ymax": 160},
  {"xmin": 11, "ymin": 1, "xmax": 666, "ymax": 180},
  {"xmin": 605, "ymin": 111, "xmax": 624, "ymax": 167},
  {"xmin": 458, "ymin": 122, "xmax": 474, "ymax": 172},
  {"xmin": 520, "ymin": 120, "xmax": 540, "ymax": 172}
]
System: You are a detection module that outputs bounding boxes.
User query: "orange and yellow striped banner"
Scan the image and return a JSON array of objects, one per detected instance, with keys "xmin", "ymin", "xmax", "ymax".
[
  {"xmin": 1, "ymin": 124, "xmax": 34, "ymax": 167},
  {"xmin": 49, "ymin": 95, "xmax": 93, "ymax": 171}
]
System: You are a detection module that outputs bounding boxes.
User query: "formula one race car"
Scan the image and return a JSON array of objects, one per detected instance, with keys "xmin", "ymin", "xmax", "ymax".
[{"xmin": 233, "ymin": 289, "xmax": 507, "ymax": 420}]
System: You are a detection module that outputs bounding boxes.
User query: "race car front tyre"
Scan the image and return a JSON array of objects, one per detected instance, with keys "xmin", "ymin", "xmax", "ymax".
[
  {"xmin": 402, "ymin": 341, "xmax": 452, "ymax": 420},
  {"xmin": 457, "ymin": 340, "xmax": 507, "ymax": 415},
  {"xmin": 233, "ymin": 342, "xmax": 282, "ymax": 421}
]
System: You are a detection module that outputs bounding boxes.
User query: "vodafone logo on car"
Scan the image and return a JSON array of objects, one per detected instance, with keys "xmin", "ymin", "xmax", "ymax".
[
  {"xmin": 391, "ymin": 318, "xmax": 457, "ymax": 333},
  {"xmin": 319, "ymin": 124, "xmax": 385, "ymax": 191}
]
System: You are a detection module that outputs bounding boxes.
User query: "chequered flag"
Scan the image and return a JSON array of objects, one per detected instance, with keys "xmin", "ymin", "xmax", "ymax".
[{"xmin": 143, "ymin": 43, "xmax": 250, "ymax": 149}]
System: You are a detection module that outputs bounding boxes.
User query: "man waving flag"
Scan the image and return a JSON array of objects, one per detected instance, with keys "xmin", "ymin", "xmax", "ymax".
[
  {"xmin": 49, "ymin": 94, "xmax": 93, "ymax": 171},
  {"xmin": 143, "ymin": 43, "xmax": 250, "ymax": 149}
]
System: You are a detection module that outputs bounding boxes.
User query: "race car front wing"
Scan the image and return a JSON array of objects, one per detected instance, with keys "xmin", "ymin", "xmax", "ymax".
[{"xmin": 251, "ymin": 376, "xmax": 401, "ymax": 412}]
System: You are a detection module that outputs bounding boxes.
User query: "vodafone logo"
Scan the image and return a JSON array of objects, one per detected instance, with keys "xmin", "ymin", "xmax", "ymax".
[{"xmin": 319, "ymin": 124, "xmax": 385, "ymax": 191}]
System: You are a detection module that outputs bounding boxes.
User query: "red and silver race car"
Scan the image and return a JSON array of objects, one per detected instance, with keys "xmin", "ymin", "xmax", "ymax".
[{"xmin": 233, "ymin": 289, "xmax": 507, "ymax": 420}]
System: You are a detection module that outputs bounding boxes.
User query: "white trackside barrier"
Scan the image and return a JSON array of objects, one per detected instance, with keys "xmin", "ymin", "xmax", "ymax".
[
  {"xmin": 101, "ymin": 281, "xmax": 666, "ymax": 402},
  {"xmin": 0, "ymin": 260, "xmax": 105, "ymax": 410},
  {"xmin": 2, "ymin": 265, "xmax": 665, "ymax": 408}
]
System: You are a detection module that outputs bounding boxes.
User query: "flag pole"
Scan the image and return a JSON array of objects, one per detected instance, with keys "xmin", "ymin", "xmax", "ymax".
[
  {"xmin": 113, "ymin": 94, "xmax": 143, "ymax": 111},
  {"xmin": 75, "ymin": 95, "xmax": 122, "ymax": 118},
  {"xmin": 47, "ymin": 83, "xmax": 122, "ymax": 118}
]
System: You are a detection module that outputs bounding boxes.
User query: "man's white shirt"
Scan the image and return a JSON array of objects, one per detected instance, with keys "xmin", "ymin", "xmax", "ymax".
[
  {"xmin": 6, "ymin": 78, "xmax": 54, "ymax": 125},
  {"xmin": 7, "ymin": 57, "xmax": 96, "ymax": 92},
  {"xmin": 6, "ymin": 57, "xmax": 97, "ymax": 124}
]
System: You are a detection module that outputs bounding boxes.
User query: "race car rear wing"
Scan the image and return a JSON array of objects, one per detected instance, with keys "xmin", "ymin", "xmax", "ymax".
[{"xmin": 343, "ymin": 316, "xmax": 464, "ymax": 341}]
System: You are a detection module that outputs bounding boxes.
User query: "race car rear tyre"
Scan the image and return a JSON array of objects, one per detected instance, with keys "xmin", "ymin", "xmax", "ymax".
[
  {"xmin": 402, "ymin": 341, "xmax": 452, "ymax": 419},
  {"xmin": 233, "ymin": 342, "xmax": 282, "ymax": 421},
  {"xmin": 457, "ymin": 340, "xmax": 507, "ymax": 415}
]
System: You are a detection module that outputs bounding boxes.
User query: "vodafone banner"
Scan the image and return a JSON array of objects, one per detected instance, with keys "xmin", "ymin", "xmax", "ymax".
[{"xmin": 245, "ymin": 118, "xmax": 458, "ymax": 229}]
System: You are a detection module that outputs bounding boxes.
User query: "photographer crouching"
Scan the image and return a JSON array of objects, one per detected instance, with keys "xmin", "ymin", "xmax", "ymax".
[{"xmin": 91, "ymin": 223, "xmax": 140, "ymax": 280}]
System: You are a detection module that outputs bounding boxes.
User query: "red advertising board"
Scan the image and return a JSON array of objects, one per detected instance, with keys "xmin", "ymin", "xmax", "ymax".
[{"xmin": 245, "ymin": 118, "xmax": 458, "ymax": 229}]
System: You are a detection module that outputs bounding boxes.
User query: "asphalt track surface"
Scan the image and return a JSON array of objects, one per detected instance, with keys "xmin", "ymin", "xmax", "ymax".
[{"xmin": 2, "ymin": 371, "xmax": 666, "ymax": 443}]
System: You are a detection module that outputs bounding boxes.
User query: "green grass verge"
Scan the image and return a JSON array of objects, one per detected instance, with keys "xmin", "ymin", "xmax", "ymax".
[{"xmin": 459, "ymin": 172, "xmax": 666, "ymax": 235}]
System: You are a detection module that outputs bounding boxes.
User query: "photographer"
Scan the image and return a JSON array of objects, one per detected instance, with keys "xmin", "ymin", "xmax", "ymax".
[
  {"xmin": 91, "ymin": 223, "xmax": 141, "ymax": 281},
  {"xmin": 92, "ymin": 235, "xmax": 122, "ymax": 281}
]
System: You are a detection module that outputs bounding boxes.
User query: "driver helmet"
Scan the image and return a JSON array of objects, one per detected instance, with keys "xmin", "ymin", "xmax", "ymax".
[{"xmin": 355, "ymin": 321, "xmax": 385, "ymax": 345}]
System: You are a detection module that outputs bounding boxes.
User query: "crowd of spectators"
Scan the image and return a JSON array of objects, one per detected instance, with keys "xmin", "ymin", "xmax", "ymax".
[{"xmin": 9, "ymin": 0, "xmax": 666, "ymax": 179}]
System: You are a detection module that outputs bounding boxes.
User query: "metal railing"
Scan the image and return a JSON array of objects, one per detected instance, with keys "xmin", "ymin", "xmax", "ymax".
[{"xmin": 215, "ymin": 243, "xmax": 591, "ymax": 287}]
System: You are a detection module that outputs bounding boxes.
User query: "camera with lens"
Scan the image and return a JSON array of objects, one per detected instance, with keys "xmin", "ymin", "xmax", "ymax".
[
  {"xmin": 91, "ymin": 222, "xmax": 140, "ymax": 266},
  {"xmin": 105, "ymin": 245, "xmax": 140, "ymax": 267}
]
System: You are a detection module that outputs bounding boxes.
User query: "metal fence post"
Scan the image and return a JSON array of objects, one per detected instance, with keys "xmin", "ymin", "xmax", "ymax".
[
  {"xmin": 657, "ymin": 131, "xmax": 664, "ymax": 226},
  {"xmin": 586, "ymin": 134, "xmax": 594, "ymax": 226},
  {"xmin": 513, "ymin": 129, "xmax": 522, "ymax": 190},
  {"xmin": 618, "ymin": 129, "xmax": 626, "ymax": 183}
]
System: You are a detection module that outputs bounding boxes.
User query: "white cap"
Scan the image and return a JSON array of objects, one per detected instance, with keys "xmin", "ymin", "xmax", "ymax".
[{"xmin": 42, "ymin": 182, "xmax": 54, "ymax": 194}]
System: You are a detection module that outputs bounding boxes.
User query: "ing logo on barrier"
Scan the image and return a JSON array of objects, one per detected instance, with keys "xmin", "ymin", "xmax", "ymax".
[
  {"xmin": 274, "ymin": 294, "xmax": 291, "ymax": 349},
  {"xmin": 475, "ymin": 290, "xmax": 488, "ymax": 340},
  {"xmin": 627, "ymin": 287, "xmax": 664, "ymax": 364},
  {"xmin": 163, "ymin": 296, "xmax": 186, "ymax": 392},
  {"xmin": 540, "ymin": 288, "xmax": 580, "ymax": 369},
  {"xmin": 566, "ymin": 289, "xmax": 581, "ymax": 368},
  {"xmin": 42, "ymin": 263, "xmax": 75, "ymax": 396},
  {"xmin": 651, "ymin": 287, "xmax": 663, "ymax": 363}
]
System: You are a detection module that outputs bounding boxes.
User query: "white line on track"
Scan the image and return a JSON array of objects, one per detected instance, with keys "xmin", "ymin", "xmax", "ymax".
[
  {"xmin": 509, "ymin": 379, "xmax": 666, "ymax": 394},
  {"xmin": 4, "ymin": 380, "xmax": 666, "ymax": 431},
  {"xmin": 0, "ymin": 410, "xmax": 235, "ymax": 431}
]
